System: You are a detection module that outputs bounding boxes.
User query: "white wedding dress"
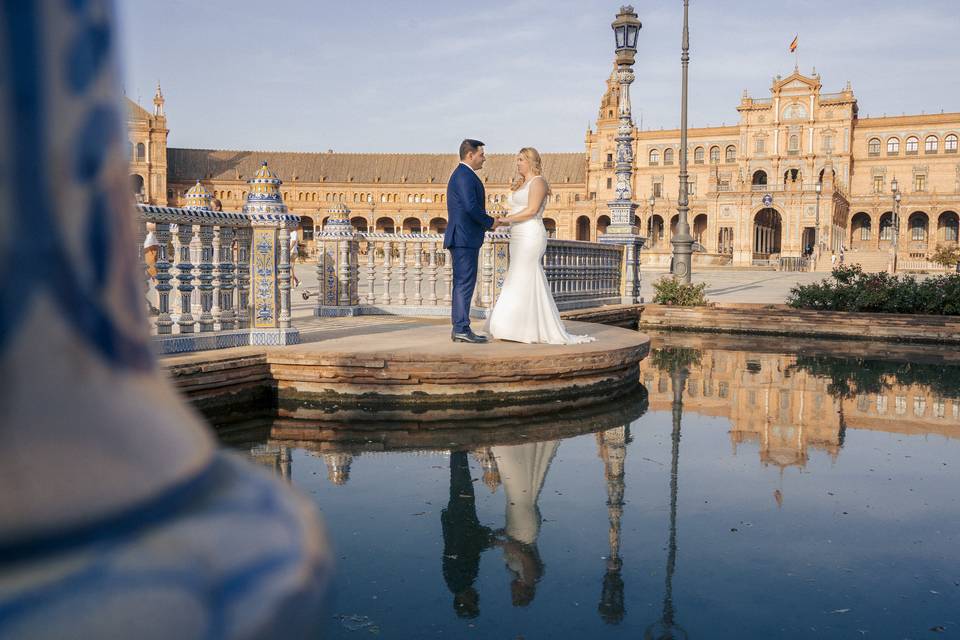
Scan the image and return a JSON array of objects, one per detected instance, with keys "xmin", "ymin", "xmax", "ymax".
[
  {"xmin": 491, "ymin": 441, "xmax": 560, "ymax": 545},
  {"xmin": 486, "ymin": 176, "xmax": 595, "ymax": 344}
]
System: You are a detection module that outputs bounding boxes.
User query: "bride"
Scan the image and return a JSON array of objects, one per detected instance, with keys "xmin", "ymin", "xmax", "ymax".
[{"xmin": 485, "ymin": 147, "xmax": 595, "ymax": 345}]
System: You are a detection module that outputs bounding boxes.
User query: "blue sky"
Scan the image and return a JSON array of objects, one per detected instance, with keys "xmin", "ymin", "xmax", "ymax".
[{"xmin": 117, "ymin": 0, "xmax": 960, "ymax": 153}]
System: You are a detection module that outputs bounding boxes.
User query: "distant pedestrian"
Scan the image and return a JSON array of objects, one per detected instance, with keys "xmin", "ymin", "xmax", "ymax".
[
  {"xmin": 289, "ymin": 229, "xmax": 301, "ymax": 288},
  {"xmin": 839, "ymin": 244, "xmax": 845, "ymax": 265},
  {"xmin": 143, "ymin": 223, "xmax": 159, "ymax": 282},
  {"xmin": 830, "ymin": 252, "xmax": 837, "ymax": 267},
  {"xmin": 143, "ymin": 224, "xmax": 160, "ymax": 315}
]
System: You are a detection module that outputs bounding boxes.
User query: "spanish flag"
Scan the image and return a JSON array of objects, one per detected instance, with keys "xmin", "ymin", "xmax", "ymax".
[{"xmin": 789, "ymin": 35, "xmax": 798, "ymax": 52}]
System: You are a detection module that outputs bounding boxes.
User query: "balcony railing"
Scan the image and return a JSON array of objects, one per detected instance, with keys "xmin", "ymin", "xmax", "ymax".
[
  {"xmin": 137, "ymin": 203, "xmax": 300, "ymax": 354},
  {"xmin": 314, "ymin": 229, "xmax": 628, "ymax": 317}
]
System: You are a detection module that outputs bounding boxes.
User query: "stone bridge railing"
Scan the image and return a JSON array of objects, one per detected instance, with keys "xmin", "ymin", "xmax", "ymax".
[
  {"xmin": 313, "ymin": 222, "xmax": 629, "ymax": 318},
  {"xmin": 137, "ymin": 203, "xmax": 300, "ymax": 354}
]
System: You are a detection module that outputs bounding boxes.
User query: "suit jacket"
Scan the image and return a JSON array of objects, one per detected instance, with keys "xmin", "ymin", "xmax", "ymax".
[{"xmin": 444, "ymin": 163, "xmax": 494, "ymax": 249}]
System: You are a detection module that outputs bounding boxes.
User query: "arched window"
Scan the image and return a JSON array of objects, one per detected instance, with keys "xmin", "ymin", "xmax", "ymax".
[
  {"xmin": 694, "ymin": 147, "xmax": 704, "ymax": 164},
  {"xmin": 751, "ymin": 170, "xmax": 767, "ymax": 186},
  {"xmin": 867, "ymin": 138, "xmax": 881, "ymax": 155},
  {"xmin": 649, "ymin": 149, "xmax": 660, "ymax": 165},
  {"xmin": 938, "ymin": 211, "xmax": 959, "ymax": 242},
  {"xmin": 905, "ymin": 136, "xmax": 919, "ymax": 154},
  {"xmin": 300, "ymin": 216, "xmax": 315, "ymax": 241},
  {"xmin": 663, "ymin": 148, "xmax": 674, "ymax": 165},
  {"xmin": 576, "ymin": 215, "xmax": 591, "ymax": 241},
  {"xmin": 130, "ymin": 174, "xmax": 144, "ymax": 197},
  {"xmin": 597, "ymin": 215, "xmax": 610, "ymax": 235},
  {"xmin": 887, "ymin": 137, "xmax": 900, "ymax": 154},
  {"xmin": 909, "ymin": 212, "xmax": 929, "ymax": 241},
  {"xmin": 925, "ymin": 135, "xmax": 939, "ymax": 153},
  {"xmin": 226, "ymin": 191, "xmax": 231, "ymax": 199},
  {"xmin": 709, "ymin": 146, "xmax": 720, "ymax": 163},
  {"xmin": 879, "ymin": 212, "xmax": 894, "ymax": 241},
  {"xmin": 725, "ymin": 145, "xmax": 736, "ymax": 163},
  {"xmin": 946, "ymin": 134, "xmax": 958, "ymax": 153},
  {"xmin": 353, "ymin": 193, "xmax": 359, "ymax": 202},
  {"xmin": 136, "ymin": 142, "xmax": 145, "ymax": 161}
]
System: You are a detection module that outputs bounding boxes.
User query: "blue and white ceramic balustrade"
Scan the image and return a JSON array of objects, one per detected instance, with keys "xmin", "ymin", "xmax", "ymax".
[{"xmin": 137, "ymin": 168, "xmax": 300, "ymax": 353}]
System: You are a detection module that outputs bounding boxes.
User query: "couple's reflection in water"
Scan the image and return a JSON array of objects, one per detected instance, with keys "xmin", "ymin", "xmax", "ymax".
[{"xmin": 441, "ymin": 441, "xmax": 557, "ymax": 618}]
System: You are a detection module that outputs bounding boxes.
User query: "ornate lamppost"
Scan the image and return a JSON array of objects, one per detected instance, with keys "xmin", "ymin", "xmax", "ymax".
[
  {"xmin": 601, "ymin": 5, "xmax": 645, "ymax": 304},
  {"xmin": 648, "ymin": 194, "xmax": 656, "ymax": 246},
  {"xmin": 889, "ymin": 177, "xmax": 901, "ymax": 274},
  {"xmin": 670, "ymin": 0, "xmax": 694, "ymax": 283}
]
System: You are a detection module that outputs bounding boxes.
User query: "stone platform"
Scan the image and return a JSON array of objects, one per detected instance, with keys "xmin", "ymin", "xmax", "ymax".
[{"xmin": 164, "ymin": 318, "xmax": 650, "ymax": 421}]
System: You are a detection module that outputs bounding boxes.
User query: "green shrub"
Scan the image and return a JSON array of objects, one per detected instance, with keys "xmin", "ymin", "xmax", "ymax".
[
  {"xmin": 786, "ymin": 265, "xmax": 960, "ymax": 315},
  {"xmin": 930, "ymin": 244, "xmax": 960, "ymax": 269},
  {"xmin": 652, "ymin": 277, "xmax": 708, "ymax": 306}
]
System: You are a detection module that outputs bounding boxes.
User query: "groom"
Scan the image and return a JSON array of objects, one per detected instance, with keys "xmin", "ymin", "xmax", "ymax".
[{"xmin": 445, "ymin": 139, "xmax": 501, "ymax": 343}]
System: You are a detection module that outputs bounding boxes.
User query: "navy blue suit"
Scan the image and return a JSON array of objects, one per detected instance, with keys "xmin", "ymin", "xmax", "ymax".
[{"xmin": 445, "ymin": 163, "xmax": 495, "ymax": 333}]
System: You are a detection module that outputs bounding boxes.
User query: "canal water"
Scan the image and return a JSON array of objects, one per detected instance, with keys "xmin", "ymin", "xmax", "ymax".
[{"xmin": 211, "ymin": 331, "xmax": 960, "ymax": 638}]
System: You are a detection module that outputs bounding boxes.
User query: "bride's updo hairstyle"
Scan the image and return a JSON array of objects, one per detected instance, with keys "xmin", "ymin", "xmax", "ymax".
[{"xmin": 511, "ymin": 147, "xmax": 552, "ymax": 195}]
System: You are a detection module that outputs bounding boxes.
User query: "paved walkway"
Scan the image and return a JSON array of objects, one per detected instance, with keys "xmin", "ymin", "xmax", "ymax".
[{"xmin": 638, "ymin": 268, "xmax": 826, "ymax": 305}]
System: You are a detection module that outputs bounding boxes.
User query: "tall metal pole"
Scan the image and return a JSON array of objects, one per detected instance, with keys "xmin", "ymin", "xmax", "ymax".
[
  {"xmin": 889, "ymin": 178, "xmax": 900, "ymax": 274},
  {"xmin": 814, "ymin": 185, "xmax": 821, "ymax": 268},
  {"xmin": 671, "ymin": 0, "xmax": 694, "ymax": 283}
]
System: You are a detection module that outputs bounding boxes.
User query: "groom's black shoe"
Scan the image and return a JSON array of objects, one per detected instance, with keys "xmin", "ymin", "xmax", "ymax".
[{"xmin": 451, "ymin": 329, "xmax": 488, "ymax": 344}]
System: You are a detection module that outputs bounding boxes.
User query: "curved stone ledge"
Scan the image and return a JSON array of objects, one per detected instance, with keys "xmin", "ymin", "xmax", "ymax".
[
  {"xmin": 214, "ymin": 385, "xmax": 649, "ymax": 453},
  {"xmin": 166, "ymin": 321, "xmax": 650, "ymax": 419}
]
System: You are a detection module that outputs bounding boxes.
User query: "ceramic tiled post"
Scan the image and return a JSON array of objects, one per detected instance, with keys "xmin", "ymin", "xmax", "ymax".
[
  {"xmin": 315, "ymin": 203, "xmax": 361, "ymax": 316},
  {"xmin": 242, "ymin": 162, "xmax": 300, "ymax": 345}
]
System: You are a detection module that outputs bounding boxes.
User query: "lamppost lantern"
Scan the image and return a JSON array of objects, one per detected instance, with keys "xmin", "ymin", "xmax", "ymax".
[
  {"xmin": 649, "ymin": 195, "xmax": 656, "ymax": 209},
  {"xmin": 815, "ymin": 182, "xmax": 822, "ymax": 195},
  {"xmin": 612, "ymin": 5, "xmax": 642, "ymax": 64},
  {"xmin": 890, "ymin": 177, "xmax": 898, "ymax": 194}
]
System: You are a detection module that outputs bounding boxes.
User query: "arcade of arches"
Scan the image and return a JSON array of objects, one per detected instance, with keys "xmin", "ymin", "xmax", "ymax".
[{"xmin": 128, "ymin": 67, "xmax": 960, "ymax": 269}]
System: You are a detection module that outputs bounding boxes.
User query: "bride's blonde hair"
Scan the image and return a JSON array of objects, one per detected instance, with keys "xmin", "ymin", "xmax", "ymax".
[{"xmin": 511, "ymin": 147, "xmax": 552, "ymax": 195}]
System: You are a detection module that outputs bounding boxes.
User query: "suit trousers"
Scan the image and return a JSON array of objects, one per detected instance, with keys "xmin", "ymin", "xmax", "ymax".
[{"xmin": 449, "ymin": 246, "xmax": 480, "ymax": 333}]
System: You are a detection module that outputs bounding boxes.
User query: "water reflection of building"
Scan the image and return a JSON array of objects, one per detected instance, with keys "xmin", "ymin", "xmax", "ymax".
[
  {"xmin": 248, "ymin": 443, "xmax": 292, "ymax": 481},
  {"xmin": 640, "ymin": 349, "xmax": 960, "ymax": 469}
]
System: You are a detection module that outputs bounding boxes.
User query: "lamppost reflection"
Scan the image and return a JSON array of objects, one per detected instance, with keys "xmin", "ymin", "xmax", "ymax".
[
  {"xmin": 645, "ymin": 346, "xmax": 700, "ymax": 640},
  {"xmin": 597, "ymin": 426, "xmax": 631, "ymax": 623}
]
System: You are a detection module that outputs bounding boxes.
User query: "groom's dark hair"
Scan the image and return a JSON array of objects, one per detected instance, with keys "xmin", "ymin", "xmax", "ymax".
[{"xmin": 459, "ymin": 139, "xmax": 485, "ymax": 160}]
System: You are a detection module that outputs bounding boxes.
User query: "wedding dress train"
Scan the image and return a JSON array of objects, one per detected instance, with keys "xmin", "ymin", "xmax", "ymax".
[{"xmin": 486, "ymin": 176, "xmax": 595, "ymax": 344}]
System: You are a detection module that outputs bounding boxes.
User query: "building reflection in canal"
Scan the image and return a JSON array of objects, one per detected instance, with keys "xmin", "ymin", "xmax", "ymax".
[{"xmin": 209, "ymin": 333, "xmax": 960, "ymax": 634}]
